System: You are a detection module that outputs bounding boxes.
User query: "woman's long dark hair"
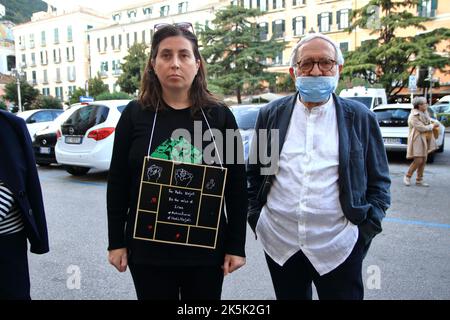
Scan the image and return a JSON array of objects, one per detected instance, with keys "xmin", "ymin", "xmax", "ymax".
[{"xmin": 138, "ymin": 25, "xmax": 220, "ymax": 116}]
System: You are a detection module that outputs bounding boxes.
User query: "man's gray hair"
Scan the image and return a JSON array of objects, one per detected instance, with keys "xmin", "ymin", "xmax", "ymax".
[
  {"xmin": 412, "ymin": 96, "xmax": 427, "ymax": 108},
  {"xmin": 289, "ymin": 33, "xmax": 345, "ymax": 69}
]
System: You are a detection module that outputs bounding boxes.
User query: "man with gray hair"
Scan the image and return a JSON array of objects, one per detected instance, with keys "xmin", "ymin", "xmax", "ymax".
[{"xmin": 247, "ymin": 33, "xmax": 391, "ymax": 299}]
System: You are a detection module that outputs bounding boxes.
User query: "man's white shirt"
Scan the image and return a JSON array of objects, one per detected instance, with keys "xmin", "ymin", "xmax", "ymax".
[{"xmin": 256, "ymin": 96, "xmax": 358, "ymax": 276}]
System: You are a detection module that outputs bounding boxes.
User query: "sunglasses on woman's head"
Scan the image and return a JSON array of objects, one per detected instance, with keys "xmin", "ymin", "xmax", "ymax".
[{"xmin": 154, "ymin": 22, "xmax": 195, "ymax": 34}]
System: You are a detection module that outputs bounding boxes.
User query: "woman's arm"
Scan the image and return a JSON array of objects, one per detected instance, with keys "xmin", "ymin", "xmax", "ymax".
[{"xmin": 409, "ymin": 114, "xmax": 434, "ymax": 132}]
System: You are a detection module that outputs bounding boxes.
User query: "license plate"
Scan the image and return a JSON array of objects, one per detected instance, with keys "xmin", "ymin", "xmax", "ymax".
[
  {"xmin": 39, "ymin": 147, "xmax": 51, "ymax": 154},
  {"xmin": 65, "ymin": 136, "xmax": 82, "ymax": 144},
  {"xmin": 383, "ymin": 137, "xmax": 401, "ymax": 145}
]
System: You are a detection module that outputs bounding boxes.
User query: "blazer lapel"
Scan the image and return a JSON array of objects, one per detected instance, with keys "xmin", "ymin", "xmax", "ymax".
[{"xmin": 334, "ymin": 94, "xmax": 353, "ymax": 179}]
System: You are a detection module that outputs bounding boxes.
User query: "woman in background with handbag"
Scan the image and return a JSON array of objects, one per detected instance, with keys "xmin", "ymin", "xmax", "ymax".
[{"xmin": 404, "ymin": 97, "xmax": 439, "ymax": 187}]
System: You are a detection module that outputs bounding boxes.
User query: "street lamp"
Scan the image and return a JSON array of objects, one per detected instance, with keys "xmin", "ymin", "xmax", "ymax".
[{"xmin": 11, "ymin": 68, "xmax": 24, "ymax": 112}]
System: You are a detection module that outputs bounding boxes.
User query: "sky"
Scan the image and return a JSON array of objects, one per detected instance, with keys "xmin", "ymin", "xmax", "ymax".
[{"xmin": 44, "ymin": 0, "xmax": 147, "ymax": 13}]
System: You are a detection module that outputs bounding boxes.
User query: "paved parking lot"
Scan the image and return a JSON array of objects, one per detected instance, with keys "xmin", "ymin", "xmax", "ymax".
[{"xmin": 29, "ymin": 134, "xmax": 450, "ymax": 300}]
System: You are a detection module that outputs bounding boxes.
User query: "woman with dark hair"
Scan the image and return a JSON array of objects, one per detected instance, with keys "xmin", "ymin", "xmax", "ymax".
[
  {"xmin": 404, "ymin": 97, "xmax": 439, "ymax": 187},
  {"xmin": 107, "ymin": 24, "xmax": 248, "ymax": 300}
]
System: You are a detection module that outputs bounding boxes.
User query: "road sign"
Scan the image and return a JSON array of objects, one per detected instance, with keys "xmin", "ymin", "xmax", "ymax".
[
  {"xmin": 408, "ymin": 75, "xmax": 417, "ymax": 91},
  {"xmin": 80, "ymin": 96, "xmax": 94, "ymax": 102}
]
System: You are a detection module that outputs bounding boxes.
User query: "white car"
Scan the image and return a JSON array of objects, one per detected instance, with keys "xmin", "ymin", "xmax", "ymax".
[
  {"xmin": 55, "ymin": 100, "xmax": 130, "ymax": 175},
  {"xmin": 373, "ymin": 103, "xmax": 445, "ymax": 162},
  {"xmin": 16, "ymin": 109, "xmax": 63, "ymax": 141},
  {"xmin": 229, "ymin": 104, "xmax": 265, "ymax": 161}
]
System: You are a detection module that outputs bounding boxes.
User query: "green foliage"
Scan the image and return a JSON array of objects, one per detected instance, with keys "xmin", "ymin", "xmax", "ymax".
[
  {"xmin": 69, "ymin": 87, "xmax": 87, "ymax": 105},
  {"xmin": 89, "ymin": 75, "xmax": 109, "ymax": 98},
  {"xmin": 199, "ymin": 5, "xmax": 287, "ymax": 103},
  {"xmin": 31, "ymin": 95, "xmax": 63, "ymax": 110},
  {"xmin": 95, "ymin": 91, "xmax": 133, "ymax": 101},
  {"xmin": 344, "ymin": 0, "xmax": 450, "ymax": 100},
  {"xmin": 0, "ymin": 101, "xmax": 7, "ymax": 110},
  {"xmin": 275, "ymin": 74, "xmax": 295, "ymax": 93},
  {"xmin": 116, "ymin": 43, "xmax": 149, "ymax": 94},
  {"xmin": 437, "ymin": 113, "xmax": 450, "ymax": 127},
  {"xmin": 3, "ymin": 79, "xmax": 40, "ymax": 111},
  {"xmin": 1, "ymin": 0, "xmax": 47, "ymax": 24}
]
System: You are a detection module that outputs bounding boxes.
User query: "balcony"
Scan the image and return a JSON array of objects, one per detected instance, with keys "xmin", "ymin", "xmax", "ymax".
[
  {"xmin": 55, "ymin": 78, "xmax": 62, "ymax": 83},
  {"xmin": 99, "ymin": 71, "xmax": 108, "ymax": 78},
  {"xmin": 112, "ymin": 70, "xmax": 122, "ymax": 77},
  {"xmin": 19, "ymin": 44, "xmax": 26, "ymax": 50},
  {"xmin": 68, "ymin": 76, "xmax": 76, "ymax": 82},
  {"xmin": 42, "ymin": 79, "xmax": 49, "ymax": 85}
]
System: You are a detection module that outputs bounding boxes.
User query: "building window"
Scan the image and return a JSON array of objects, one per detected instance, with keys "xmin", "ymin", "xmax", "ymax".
[
  {"xmin": 178, "ymin": 2, "xmax": 188, "ymax": 14},
  {"xmin": 42, "ymin": 88, "xmax": 50, "ymax": 96},
  {"xmin": 134, "ymin": 32, "xmax": 138, "ymax": 44},
  {"xmin": 230, "ymin": 0, "xmax": 238, "ymax": 5},
  {"xmin": 29, "ymin": 34, "xmax": 35, "ymax": 48},
  {"xmin": 258, "ymin": 22, "xmax": 268, "ymax": 41},
  {"xmin": 32, "ymin": 71, "xmax": 37, "ymax": 85},
  {"xmin": 67, "ymin": 26, "xmax": 73, "ymax": 42},
  {"xmin": 257, "ymin": 0, "xmax": 269, "ymax": 11},
  {"xmin": 143, "ymin": 7, "xmax": 152, "ymax": 15},
  {"xmin": 104, "ymin": 37, "xmax": 107, "ymax": 51},
  {"xmin": 68, "ymin": 86, "xmax": 76, "ymax": 96},
  {"xmin": 55, "ymin": 87, "xmax": 63, "ymax": 100},
  {"xmin": 31, "ymin": 53, "xmax": 36, "ymax": 66},
  {"xmin": 111, "ymin": 35, "xmax": 115, "ymax": 50},
  {"xmin": 142, "ymin": 30, "xmax": 146, "ymax": 43},
  {"xmin": 126, "ymin": 33, "xmax": 130, "ymax": 48},
  {"xmin": 160, "ymin": 5, "xmax": 169, "ymax": 17},
  {"xmin": 418, "ymin": 0, "xmax": 437, "ymax": 18},
  {"xmin": 56, "ymin": 68, "xmax": 61, "ymax": 82},
  {"xmin": 112, "ymin": 59, "xmax": 122, "ymax": 75},
  {"xmin": 53, "ymin": 49, "xmax": 61, "ymax": 63},
  {"xmin": 21, "ymin": 54, "xmax": 26, "ymax": 67},
  {"xmin": 128, "ymin": 10, "xmax": 137, "ymax": 18},
  {"xmin": 41, "ymin": 31, "xmax": 46, "ymax": 46},
  {"xmin": 118, "ymin": 34, "xmax": 122, "ymax": 49},
  {"xmin": 112, "ymin": 13, "xmax": 121, "ymax": 21},
  {"xmin": 54, "ymin": 28, "xmax": 59, "ymax": 44},
  {"xmin": 97, "ymin": 38, "xmax": 101, "ymax": 52},
  {"xmin": 292, "ymin": 0, "xmax": 305, "ymax": 6},
  {"xmin": 318, "ymin": 12, "xmax": 332, "ymax": 33},
  {"xmin": 66, "ymin": 46, "xmax": 75, "ymax": 61},
  {"xmin": 43, "ymin": 70, "xmax": 48, "ymax": 84},
  {"xmin": 67, "ymin": 66, "xmax": 76, "ymax": 81},
  {"xmin": 40, "ymin": 51, "xmax": 48, "ymax": 65},
  {"xmin": 272, "ymin": 0, "xmax": 285, "ymax": 10},
  {"xmin": 272, "ymin": 19, "xmax": 285, "ymax": 39},
  {"xmin": 293, "ymin": 16, "xmax": 305, "ymax": 36},
  {"xmin": 337, "ymin": 9, "xmax": 351, "ymax": 30},
  {"xmin": 100, "ymin": 61, "xmax": 109, "ymax": 76},
  {"xmin": 243, "ymin": 0, "xmax": 251, "ymax": 8},
  {"xmin": 274, "ymin": 51, "xmax": 283, "ymax": 65},
  {"xmin": 340, "ymin": 42, "xmax": 349, "ymax": 53}
]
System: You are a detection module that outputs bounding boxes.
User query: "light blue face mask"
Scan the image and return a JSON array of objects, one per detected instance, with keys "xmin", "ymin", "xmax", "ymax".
[{"xmin": 295, "ymin": 73, "xmax": 339, "ymax": 103}]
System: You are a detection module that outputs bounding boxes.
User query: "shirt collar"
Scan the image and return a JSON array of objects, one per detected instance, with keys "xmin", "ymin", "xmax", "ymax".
[{"xmin": 296, "ymin": 95, "xmax": 334, "ymax": 115}]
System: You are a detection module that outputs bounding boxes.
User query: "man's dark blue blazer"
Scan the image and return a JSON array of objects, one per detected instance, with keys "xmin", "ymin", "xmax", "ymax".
[{"xmin": 0, "ymin": 110, "xmax": 49, "ymax": 254}]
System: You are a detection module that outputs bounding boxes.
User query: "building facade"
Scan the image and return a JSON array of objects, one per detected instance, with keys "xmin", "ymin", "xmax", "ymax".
[{"xmin": 12, "ymin": 6, "xmax": 109, "ymax": 102}]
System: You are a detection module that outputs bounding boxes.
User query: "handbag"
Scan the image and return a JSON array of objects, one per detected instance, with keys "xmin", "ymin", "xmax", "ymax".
[{"xmin": 432, "ymin": 125, "xmax": 440, "ymax": 139}]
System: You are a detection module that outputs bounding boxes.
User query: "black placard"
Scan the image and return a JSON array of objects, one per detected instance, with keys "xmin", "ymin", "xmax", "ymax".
[{"xmin": 134, "ymin": 157, "xmax": 227, "ymax": 249}]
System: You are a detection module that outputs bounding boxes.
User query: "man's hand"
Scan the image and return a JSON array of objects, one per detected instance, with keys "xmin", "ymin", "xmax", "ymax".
[
  {"xmin": 108, "ymin": 248, "xmax": 128, "ymax": 272},
  {"xmin": 222, "ymin": 254, "xmax": 246, "ymax": 276}
]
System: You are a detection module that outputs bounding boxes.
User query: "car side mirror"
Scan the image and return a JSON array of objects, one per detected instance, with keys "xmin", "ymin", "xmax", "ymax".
[{"xmin": 27, "ymin": 119, "xmax": 36, "ymax": 124}]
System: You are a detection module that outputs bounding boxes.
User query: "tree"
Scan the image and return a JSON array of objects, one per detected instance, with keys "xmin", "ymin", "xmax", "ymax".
[
  {"xmin": 31, "ymin": 95, "xmax": 63, "ymax": 110},
  {"xmin": 343, "ymin": 0, "xmax": 450, "ymax": 100},
  {"xmin": 116, "ymin": 43, "xmax": 149, "ymax": 94},
  {"xmin": 69, "ymin": 87, "xmax": 87, "ymax": 105},
  {"xmin": 199, "ymin": 5, "xmax": 287, "ymax": 103},
  {"xmin": 0, "ymin": 101, "xmax": 7, "ymax": 110},
  {"xmin": 3, "ymin": 79, "xmax": 40, "ymax": 111},
  {"xmin": 88, "ymin": 74, "xmax": 109, "ymax": 98}
]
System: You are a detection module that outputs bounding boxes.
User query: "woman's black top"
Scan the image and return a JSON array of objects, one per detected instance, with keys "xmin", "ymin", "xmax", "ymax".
[{"xmin": 107, "ymin": 100, "xmax": 248, "ymax": 266}]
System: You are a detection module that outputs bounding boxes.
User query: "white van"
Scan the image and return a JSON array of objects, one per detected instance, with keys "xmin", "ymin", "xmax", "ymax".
[{"xmin": 339, "ymin": 86, "xmax": 387, "ymax": 110}]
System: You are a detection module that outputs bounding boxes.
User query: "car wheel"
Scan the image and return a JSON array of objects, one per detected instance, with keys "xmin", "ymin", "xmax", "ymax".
[
  {"xmin": 37, "ymin": 162, "xmax": 51, "ymax": 167},
  {"xmin": 427, "ymin": 153, "xmax": 435, "ymax": 164},
  {"xmin": 65, "ymin": 166, "xmax": 90, "ymax": 176},
  {"xmin": 437, "ymin": 137, "xmax": 444, "ymax": 153}
]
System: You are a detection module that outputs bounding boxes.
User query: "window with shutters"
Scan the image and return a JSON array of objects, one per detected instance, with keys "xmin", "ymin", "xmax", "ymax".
[
  {"xmin": 418, "ymin": 0, "xmax": 437, "ymax": 17},
  {"xmin": 339, "ymin": 42, "xmax": 349, "ymax": 53},
  {"xmin": 29, "ymin": 34, "xmax": 35, "ymax": 48},
  {"xmin": 178, "ymin": 2, "xmax": 188, "ymax": 14},
  {"xmin": 272, "ymin": 19, "xmax": 285, "ymax": 38},
  {"xmin": 54, "ymin": 28, "xmax": 59, "ymax": 44},
  {"xmin": 32, "ymin": 71, "xmax": 37, "ymax": 85},
  {"xmin": 56, "ymin": 68, "xmax": 61, "ymax": 83},
  {"xmin": 292, "ymin": 0, "xmax": 305, "ymax": 6},
  {"xmin": 31, "ymin": 52, "xmax": 36, "ymax": 66},
  {"xmin": 293, "ymin": 16, "xmax": 305, "ymax": 36},
  {"xmin": 318, "ymin": 12, "xmax": 332, "ymax": 33},
  {"xmin": 43, "ymin": 70, "xmax": 48, "ymax": 84},
  {"xmin": 258, "ymin": 22, "xmax": 269, "ymax": 40},
  {"xmin": 111, "ymin": 36, "xmax": 115, "ymax": 50},
  {"xmin": 160, "ymin": 5, "xmax": 169, "ymax": 17},
  {"xmin": 67, "ymin": 26, "xmax": 73, "ymax": 42},
  {"xmin": 41, "ymin": 31, "xmax": 46, "ymax": 46},
  {"xmin": 143, "ymin": 7, "xmax": 152, "ymax": 16},
  {"xmin": 337, "ymin": 9, "xmax": 351, "ymax": 30},
  {"xmin": 243, "ymin": 0, "xmax": 251, "ymax": 8},
  {"xmin": 97, "ymin": 38, "xmax": 101, "ymax": 52},
  {"xmin": 273, "ymin": 0, "xmax": 285, "ymax": 10}
]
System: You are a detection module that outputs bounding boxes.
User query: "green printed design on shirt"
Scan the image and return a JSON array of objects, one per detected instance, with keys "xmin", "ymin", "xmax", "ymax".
[{"xmin": 151, "ymin": 136, "xmax": 202, "ymax": 164}]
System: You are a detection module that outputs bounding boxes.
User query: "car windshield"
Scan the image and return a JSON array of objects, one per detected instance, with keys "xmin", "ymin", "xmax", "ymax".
[
  {"xmin": 347, "ymin": 97, "xmax": 372, "ymax": 109},
  {"xmin": 231, "ymin": 106, "xmax": 262, "ymax": 130},
  {"xmin": 374, "ymin": 108, "xmax": 410, "ymax": 127},
  {"xmin": 431, "ymin": 104, "xmax": 450, "ymax": 113}
]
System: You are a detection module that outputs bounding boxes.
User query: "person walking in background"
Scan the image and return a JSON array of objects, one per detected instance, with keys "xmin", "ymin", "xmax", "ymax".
[
  {"xmin": 404, "ymin": 97, "xmax": 439, "ymax": 187},
  {"xmin": 247, "ymin": 33, "xmax": 391, "ymax": 300},
  {"xmin": 107, "ymin": 23, "xmax": 247, "ymax": 300},
  {"xmin": 0, "ymin": 110, "xmax": 49, "ymax": 300}
]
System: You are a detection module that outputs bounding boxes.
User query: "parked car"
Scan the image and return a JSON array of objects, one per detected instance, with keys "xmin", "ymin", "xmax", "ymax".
[
  {"xmin": 373, "ymin": 103, "xmax": 445, "ymax": 163},
  {"xmin": 55, "ymin": 100, "xmax": 130, "ymax": 175},
  {"xmin": 229, "ymin": 104, "xmax": 265, "ymax": 161},
  {"xmin": 16, "ymin": 109, "xmax": 64, "ymax": 141},
  {"xmin": 32, "ymin": 104, "xmax": 87, "ymax": 166}
]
